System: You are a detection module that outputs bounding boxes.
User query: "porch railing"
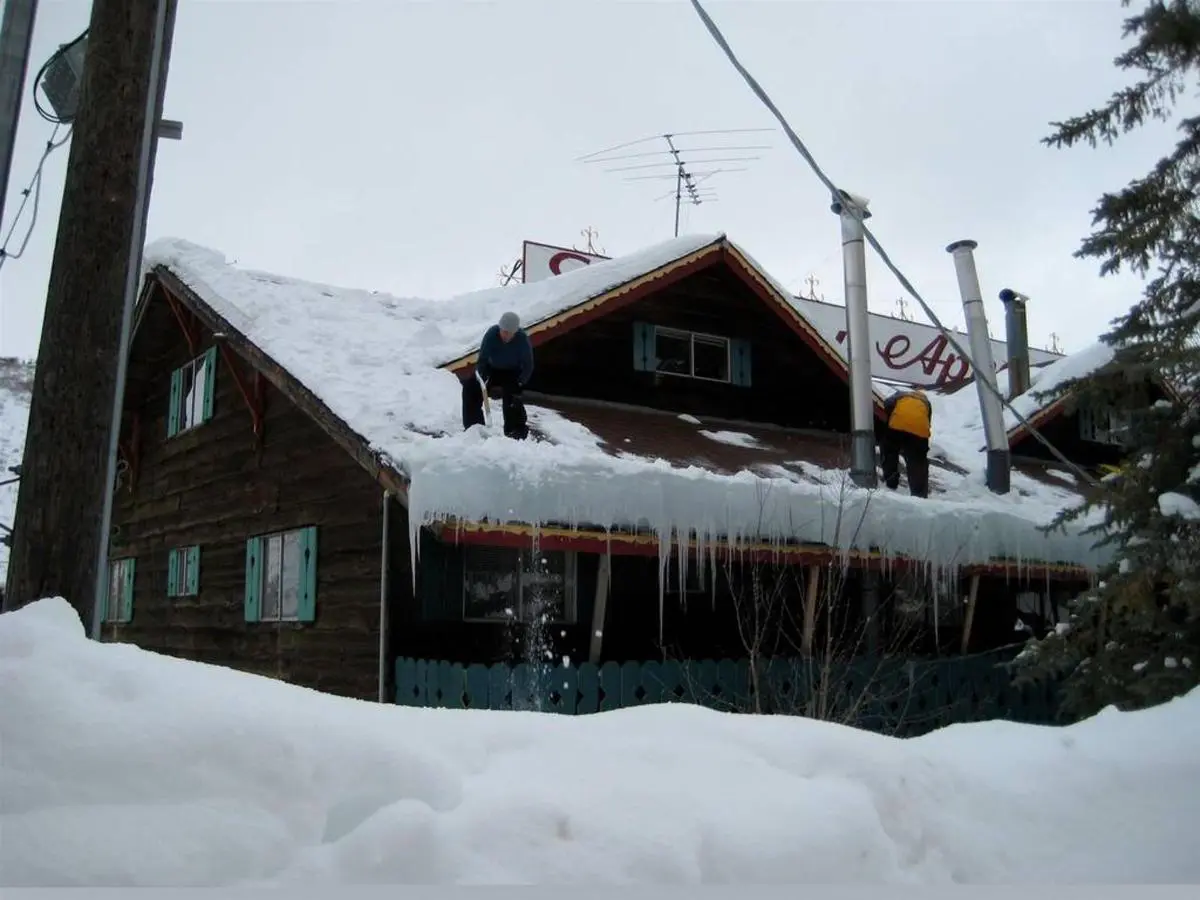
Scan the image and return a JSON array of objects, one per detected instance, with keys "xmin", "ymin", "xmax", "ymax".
[{"xmin": 395, "ymin": 651, "xmax": 1062, "ymax": 736}]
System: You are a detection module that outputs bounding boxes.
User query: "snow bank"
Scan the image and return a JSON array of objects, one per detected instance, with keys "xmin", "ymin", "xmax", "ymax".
[
  {"xmin": 142, "ymin": 236, "xmax": 1107, "ymax": 574},
  {"xmin": 4, "ymin": 597, "xmax": 1200, "ymax": 885}
]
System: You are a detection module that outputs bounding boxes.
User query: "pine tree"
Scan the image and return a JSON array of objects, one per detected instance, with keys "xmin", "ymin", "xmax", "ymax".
[{"xmin": 1012, "ymin": 0, "xmax": 1200, "ymax": 718}]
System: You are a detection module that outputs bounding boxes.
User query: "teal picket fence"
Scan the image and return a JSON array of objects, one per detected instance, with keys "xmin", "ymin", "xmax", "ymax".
[{"xmin": 395, "ymin": 651, "xmax": 1063, "ymax": 736}]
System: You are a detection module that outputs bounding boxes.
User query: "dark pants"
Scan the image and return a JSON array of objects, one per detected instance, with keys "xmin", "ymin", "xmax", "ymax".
[
  {"xmin": 880, "ymin": 427, "xmax": 930, "ymax": 498},
  {"xmin": 462, "ymin": 368, "xmax": 528, "ymax": 439}
]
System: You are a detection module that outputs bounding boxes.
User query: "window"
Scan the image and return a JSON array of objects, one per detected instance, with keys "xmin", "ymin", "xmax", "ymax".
[
  {"xmin": 462, "ymin": 546, "xmax": 578, "ymax": 624},
  {"xmin": 167, "ymin": 546, "xmax": 201, "ymax": 597},
  {"xmin": 656, "ymin": 327, "xmax": 729, "ymax": 382},
  {"xmin": 632, "ymin": 321, "xmax": 752, "ymax": 386},
  {"xmin": 1079, "ymin": 404, "xmax": 1132, "ymax": 447},
  {"xmin": 666, "ymin": 553, "xmax": 707, "ymax": 595},
  {"xmin": 244, "ymin": 527, "xmax": 317, "ymax": 623},
  {"xmin": 104, "ymin": 557, "xmax": 136, "ymax": 624},
  {"xmin": 167, "ymin": 346, "xmax": 217, "ymax": 438}
]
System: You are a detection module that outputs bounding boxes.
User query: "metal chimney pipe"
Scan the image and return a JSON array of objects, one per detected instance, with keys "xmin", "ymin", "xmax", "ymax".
[
  {"xmin": 832, "ymin": 189, "xmax": 877, "ymax": 488},
  {"xmin": 998, "ymin": 288, "xmax": 1031, "ymax": 399},
  {"xmin": 946, "ymin": 240, "xmax": 1011, "ymax": 495}
]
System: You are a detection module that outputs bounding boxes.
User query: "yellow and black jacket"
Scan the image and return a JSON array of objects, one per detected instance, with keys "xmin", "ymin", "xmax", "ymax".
[{"xmin": 883, "ymin": 390, "xmax": 933, "ymax": 440}]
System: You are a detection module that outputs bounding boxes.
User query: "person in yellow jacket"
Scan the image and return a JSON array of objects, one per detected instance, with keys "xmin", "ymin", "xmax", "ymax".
[{"xmin": 879, "ymin": 388, "xmax": 932, "ymax": 498}]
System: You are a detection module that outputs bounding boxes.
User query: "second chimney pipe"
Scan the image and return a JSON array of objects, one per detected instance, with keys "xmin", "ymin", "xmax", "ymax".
[
  {"xmin": 998, "ymin": 288, "xmax": 1031, "ymax": 399},
  {"xmin": 947, "ymin": 240, "xmax": 1011, "ymax": 495},
  {"xmin": 832, "ymin": 188, "xmax": 877, "ymax": 488}
]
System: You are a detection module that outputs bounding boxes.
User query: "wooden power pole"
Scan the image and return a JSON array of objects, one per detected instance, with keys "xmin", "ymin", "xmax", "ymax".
[{"xmin": 2, "ymin": 0, "xmax": 178, "ymax": 629}]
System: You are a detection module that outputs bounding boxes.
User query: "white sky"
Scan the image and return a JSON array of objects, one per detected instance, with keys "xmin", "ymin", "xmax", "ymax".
[{"xmin": 0, "ymin": 0, "xmax": 1174, "ymax": 360}]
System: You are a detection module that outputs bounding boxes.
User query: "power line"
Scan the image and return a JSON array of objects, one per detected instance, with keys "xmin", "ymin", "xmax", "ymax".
[
  {"xmin": 685, "ymin": 0, "xmax": 1097, "ymax": 490},
  {"xmin": 0, "ymin": 28, "xmax": 88, "ymax": 272},
  {"xmin": 0, "ymin": 122, "xmax": 71, "ymax": 271}
]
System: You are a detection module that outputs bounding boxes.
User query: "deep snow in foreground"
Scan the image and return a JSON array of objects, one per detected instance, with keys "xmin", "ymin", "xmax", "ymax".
[{"xmin": 3, "ymin": 599, "xmax": 1199, "ymax": 885}]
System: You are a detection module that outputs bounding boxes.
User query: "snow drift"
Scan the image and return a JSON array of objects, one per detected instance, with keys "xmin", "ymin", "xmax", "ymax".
[{"xmin": 3, "ymin": 598, "xmax": 1198, "ymax": 885}]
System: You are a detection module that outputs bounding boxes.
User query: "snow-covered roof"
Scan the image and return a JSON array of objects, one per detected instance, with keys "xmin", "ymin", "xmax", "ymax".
[
  {"xmin": 932, "ymin": 340, "xmax": 1118, "ymax": 454},
  {"xmin": 1003, "ymin": 341, "xmax": 1116, "ymax": 440},
  {"xmin": 143, "ymin": 235, "xmax": 1110, "ymax": 574}
]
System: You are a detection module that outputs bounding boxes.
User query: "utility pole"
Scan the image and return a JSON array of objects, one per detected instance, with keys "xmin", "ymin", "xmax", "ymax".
[
  {"xmin": 0, "ymin": 0, "xmax": 39, "ymax": 228},
  {"xmin": 3, "ymin": 0, "xmax": 179, "ymax": 631}
]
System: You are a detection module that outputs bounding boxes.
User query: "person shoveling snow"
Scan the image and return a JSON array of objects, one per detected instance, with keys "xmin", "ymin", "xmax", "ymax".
[{"xmin": 461, "ymin": 311, "xmax": 533, "ymax": 440}]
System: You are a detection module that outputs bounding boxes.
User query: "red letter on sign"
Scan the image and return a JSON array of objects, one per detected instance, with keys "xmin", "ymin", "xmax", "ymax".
[{"xmin": 549, "ymin": 251, "xmax": 593, "ymax": 275}]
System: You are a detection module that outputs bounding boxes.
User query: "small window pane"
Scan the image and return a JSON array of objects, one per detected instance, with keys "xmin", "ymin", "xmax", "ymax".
[
  {"xmin": 189, "ymin": 357, "xmax": 208, "ymax": 426},
  {"xmin": 179, "ymin": 359, "xmax": 199, "ymax": 431},
  {"xmin": 280, "ymin": 531, "xmax": 302, "ymax": 620},
  {"xmin": 108, "ymin": 562, "xmax": 124, "ymax": 621},
  {"xmin": 654, "ymin": 330, "xmax": 691, "ymax": 376},
  {"xmin": 262, "ymin": 535, "xmax": 283, "ymax": 621},
  {"xmin": 692, "ymin": 336, "xmax": 730, "ymax": 381}
]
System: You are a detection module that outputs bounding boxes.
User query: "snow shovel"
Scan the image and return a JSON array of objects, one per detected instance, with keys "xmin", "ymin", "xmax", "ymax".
[{"xmin": 475, "ymin": 370, "xmax": 492, "ymax": 428}]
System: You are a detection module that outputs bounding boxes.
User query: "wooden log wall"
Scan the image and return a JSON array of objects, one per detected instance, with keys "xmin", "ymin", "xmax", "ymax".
[
  {"xmin": 530, "ymin": 265, "xmax": 853, "ymax": 431},
  {"xmin": 104, "ymin": 286, "xmax": 389, "ymax": 701}
]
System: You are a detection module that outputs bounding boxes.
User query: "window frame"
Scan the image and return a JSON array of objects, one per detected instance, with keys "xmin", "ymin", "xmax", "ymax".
[
  {"xmin": 1078, "ymin": 403, "xmax": 1132, "ymax": 447},
  {"xmin": 167, "ymin": 346, "xmax": 217, "ymax": 439},
  {"xmin": 244, "ymin": 526, "xmax": 318, "ymax": 624},
  {"xmin": 653, "ymin": 326, "xmax": 733, "ymax": 384},
  {"xmin": 461, "ymin": 546, "xmax": 579, "ymax": 625},
  {"xmin": 167, "ymin": 545, "xmax": 201, "ymax": 598},
  {"xmin": 104, "ymin": 556, "xmax": 136, "ymax": 624}
]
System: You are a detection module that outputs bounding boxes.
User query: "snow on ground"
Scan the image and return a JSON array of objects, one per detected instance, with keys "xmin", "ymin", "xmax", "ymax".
[
  {"xmin": 0, "ymin": 358, "xmax": 33, "ymax": 583},
  {"xmin": 2, "ymin": 597, "xmax": 1199, "ymax": 886},
  {"xmin": 144, "ymin": 235, "xmax": 1109, "ymax": 573},
  {"xmin": 700, "ymin": 429, "xmax": 767, "ymax": 450}
]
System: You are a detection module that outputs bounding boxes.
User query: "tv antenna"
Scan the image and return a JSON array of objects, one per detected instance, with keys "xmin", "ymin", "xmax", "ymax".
[{"xmin": 577, "ymin": 128, "xmax": 772, "ymax": 237}]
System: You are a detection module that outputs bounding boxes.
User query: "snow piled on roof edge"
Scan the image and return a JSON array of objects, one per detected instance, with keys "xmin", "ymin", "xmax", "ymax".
[{"xmin": 404, "ymin": 430, "xmax": 1111, "ymax": 583}]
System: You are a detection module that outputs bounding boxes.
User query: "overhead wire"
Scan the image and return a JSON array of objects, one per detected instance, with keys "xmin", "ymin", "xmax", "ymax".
[
  {"xmin": 0, "ymin": 27, "xmax": 88, "ymax": 272},
  {"xmin": 0, "ymin": 124, "xmax": 72, "ymax": 272},
  {"xmin": 686, "ymin": 0, "xmax": 1099, "ymax": 489}
]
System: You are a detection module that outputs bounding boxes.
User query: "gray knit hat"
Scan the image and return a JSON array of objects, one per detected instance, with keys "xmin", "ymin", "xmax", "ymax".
[{"xmin": 498, "ymin": 311, "xmax": 520, "ymax": 332}]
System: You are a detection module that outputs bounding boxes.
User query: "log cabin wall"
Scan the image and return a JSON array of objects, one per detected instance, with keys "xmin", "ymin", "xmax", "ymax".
[
  {"xmin": 528, "ymin": 264, "xmax": 853, "ymax": 432},
  {"xmin": 406, "ymin": 531, "xmax": 1090, "ymax": 667},
  {"xmin": 103, "ymin": 283, "xmax": 386, "ymax": 701}
]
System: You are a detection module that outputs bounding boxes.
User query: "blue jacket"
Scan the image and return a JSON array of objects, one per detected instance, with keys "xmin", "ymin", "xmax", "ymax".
[{"xmin": 476, "ymin": 324, "xmax": 534, "ymax": 385}]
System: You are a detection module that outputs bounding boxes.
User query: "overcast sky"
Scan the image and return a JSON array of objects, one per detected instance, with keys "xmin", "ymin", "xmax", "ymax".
[{"xmin": 0, "ymin": 0, "xmax": 1174, "ymax": 360}]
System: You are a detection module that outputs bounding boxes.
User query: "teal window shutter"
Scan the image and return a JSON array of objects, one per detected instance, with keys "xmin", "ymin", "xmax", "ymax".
[
  {"xmin": 244, "ymin": 537, "xmax": 262, "ymax": 622},
  {"xmin": 119, "ymin": 559, "xmax": 135, "ymax": 623},
  {"xmin": 167, "ymin": 549, "xmax": 179, "ymax": 597},
  {"xmin": 202, "ymin": 346, "xmax": 218, "ymax": 422},
  {"xmin": 186, "ymin": 546, "xmax": 201, "ymax": 595},
  {"xmin": 297, "ymin": 526, "xmax": 318, "ymax": 622},
  {"xmin": 731, "ymin": 339, "xmax": 752, "ymax": 387},
  {"xmin": 632, "ymin": 322, "xmax": 654, "ymax": 372},
  {"xmin": 167, "ymin": 367, "xmax": 182, "ymax": 437}
]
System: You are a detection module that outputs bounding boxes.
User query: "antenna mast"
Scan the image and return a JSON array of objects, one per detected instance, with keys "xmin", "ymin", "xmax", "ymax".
[{"xmin": 577, "ymin": 128, "xmax": 771, "ymax": 237}]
